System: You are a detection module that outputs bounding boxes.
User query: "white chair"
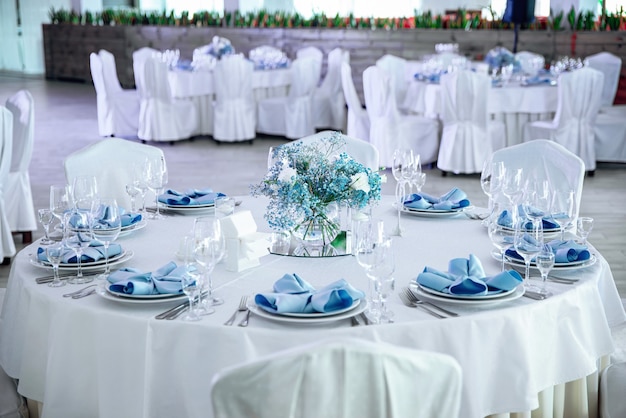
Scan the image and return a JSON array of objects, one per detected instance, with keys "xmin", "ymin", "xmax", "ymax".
[
  {"xmin": 585, "ymin": 52, "xmax": 622, "ymax": 111},
  {"xmin": 213, "ymin": 54, "xmax": 256, "ymax": 142},
  {"xmin": 376, "ymin": 54, "xmax": 409, "ymax": 109},
  {"xmin": 312, "ymin": 47, "xmax": 349, "ymax": 131},
  {"xmin": 522, "ymin": 67, "xmax": 604, "ymax": 172},
  {"xmin": 64, "ymin": 138, "xmax": 164, "ymax": 210},
  {"xmin": 4, "ymin": 90, "xmax": 37, "ymax": 243},
  {"xmin": 514, "ymin": 51, "xmax": 545, "ymax": 76},
  {"xmin": 341, "ymin": 62, "xmax": 370, "ymax": 142},
  {"xmin": 489, "ymin": 140, "xmax": 585, "ymax": 217},
  {"xmin": 363, "ymin": 65, "xmax": 440, "ymax": 168},
  {"xmin": 600, "ymin": 362, "xmax": 626, "ymax": 418},
  {"xmin": 210, "ymin": 338, "xmax": 462, "ymax": 418},
  {"xmin": 0, "ymin": 107, "xmax": 16, "ymax": 261},
  {"xmin": 138, "ymin": 56, "xmax": 199, "ymax": 143},
  {"xmin": 296, "ymin": 46, "xmax": 324, "ymax": 86},
  {"xmin": 594, "ymin": 111, "xmax": 626, "ymax": 163},
  {"xmin": 132, "ymin": 47, "xmax": 160, "ymax": 100},
  {"xmin": 257, "ymin": 57, "xmax": 318, "ymax": 140},
  {"xmin": 437, "ymin": 70, "xmax": 506, "ymax": 174}
]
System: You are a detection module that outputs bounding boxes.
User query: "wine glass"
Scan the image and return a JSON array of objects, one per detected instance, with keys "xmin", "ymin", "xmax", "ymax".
[
  {"xmin": 193, "ymin": 216, "xmax": 225, "ymax": 313},
  {"xmin": 38, "ymin": 208, "xmax": 55, "ymax": 245},
  {"xmin": 535, "ymin": 247, "xmax": 555, "ymax": 296},
  {"xmin": 523, "ymin": 179, "xmax": 551, "ymax": 227},
  {"xmin": 50, "ymin": 185, "xmax": 71, "ymax": 238},
  {"xmin": 125, "ymin": 183, "xmax": 140, "ymax": 213},
  {"xmin": 513, "ymin": 217, "xmax": 544, "ymax": 288},
  {"xmin": 71, "ymin": 175, "xmax": 98, "ymax": 210},
  {"xmin": 366, "ymin": 236, "xmax": 395, "ymax": 324},
  {"xmin": 487, "ymin": 207, "xmax": 514, "ymax": 272},
  {"xmin": 45, "ymin": 242, "xmax": 66, "ymax": 288},
  {"xmin": 501, "ymin": 167, "xmax": 524, "ymax": 206},
  {"xmin": 90, "ymin": 198, "xmax": 121, "ymax": 288},
  {"xmin": 133, "ymin": 163, "xmax": 149, "ymax": 214},
  {"xmin": 64, "ymin": 209, "xmax": 94, "ymax": 285},
  {"xmin": 144, "ymin": 156, "xmax": 168, "ymax": 220},
  {"xmin": 180, "ymin": 266, "xmax": 202, "ymax": 322},
  {"xmin": 355, "ymin": 218, "xmax": 385, "ymax": 321},
  {"xmin": 577, "ymin": 216, "xmax": 594, "ymax": 246},
  {"xmin": 480, "ymin": 160, "xmax": 505, "ymax": 214},
  {"xmin": 551, "ymin": 189, "xmax": 576, "ymax": 241},
  {"xmin": 391, "ymin": 149, "xmax": 414, "ymax": 236}
]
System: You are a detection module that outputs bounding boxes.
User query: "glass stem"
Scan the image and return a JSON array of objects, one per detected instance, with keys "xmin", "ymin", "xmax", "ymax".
[
  {"xmin": 76, "ymin": 250, "xmax": 83, "ymax": 279},
  {"xmin": 525, "ymin": 261, "xmax": 530, "ymax": 282},
  {"xmin": 103, "ymin": 243, "xmax": 110, "ymax": 276},
  {"xmin": 500, "ymin": 249, "xmax": 505, "ymax": 272},
  {"xmin": 154, "ymin": 191, "xmax": 160, "ymax": 217}
]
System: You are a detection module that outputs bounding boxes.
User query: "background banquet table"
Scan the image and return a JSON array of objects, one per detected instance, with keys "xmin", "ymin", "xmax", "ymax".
[{"xmin": 0, "ymin": 195, "xmax": 623, "ymax": 418}]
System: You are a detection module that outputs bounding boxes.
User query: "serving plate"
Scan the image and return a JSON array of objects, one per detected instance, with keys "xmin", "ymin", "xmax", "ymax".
[
  {"xmin": 99, "ymin": 288, "xmax": 187, "ymax": 304},
  {"xmin": 118, "ymin": 219, "xmax": 147, "ymax": 237},
  {"xmin": 104, "ymin": 287, "xmax": 185, "ymax": 300},
  {"xmin": 265, "ymin": 299, "xmax": 361, "ymax": 318},
  {"xmin": 503, "ymin": 253, "xmax": 597, "ymax": 270},
  {"xmin": 401, "ymin": 207, "xmax": 466, "ymax": 218},
  {"xmin": 249, "ymin": 299, "xmax": 367, "ymax": 324}
]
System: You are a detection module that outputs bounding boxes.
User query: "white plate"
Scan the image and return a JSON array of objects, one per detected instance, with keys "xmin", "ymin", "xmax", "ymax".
[
  {"xmin": 249, "ymin": 299, "xmax": 367, "ymax": 324},
  {"xmin": 104, "ymin": 287, "xmax": 184, "ymax": 300},
  {"xmin": 417, "ymin": 283, "xmax": 517, "ymax": 300},
  {"xmin": 401, "ymin": 207, "xmax": 465, "ymax": 218},
  {"xmin": 409, "ymin": 282, "xmax": 525, "ymax": 306},
  {"xmin": 269, "ymin": 299, "xmax": 361, "ymax": 318},
  {"xmin": 503, "ymin": 253, "xmax": 597, "ymax": 270},
  {"xmin": 30, "ymin": 250, "xmax": 134, "ymax": 272},
  {"xmin": 98, "ymin": 289, "xmax": 187, "ymax": 304},
  {"xmin": 118, "ymin": 219, "xmax": 147, "ymax": 237},
  {"xmin": 158, "ymin": 203, "xmax": 215, "ymax": 215}
]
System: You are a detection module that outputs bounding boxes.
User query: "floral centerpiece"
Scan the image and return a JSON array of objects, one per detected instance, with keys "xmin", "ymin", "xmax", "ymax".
[
  {"xmin": 484, "ymin": 46, "xmax": 520, "ymax": 73},
  {"xmin": 251, "ymin": 132, "xmax": 382, "ymax": 249}
]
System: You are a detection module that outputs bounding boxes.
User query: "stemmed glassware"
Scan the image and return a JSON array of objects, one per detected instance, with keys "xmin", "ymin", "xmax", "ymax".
[
  {"xmin": 535, "ymin": 247, "xmax": 555, "ymax": 296},
  {"xmin": 480, "ymin": 160, "xmax": 505, "ymax": 216},
  {"xmin": 50, "ymin": 184, "xmax": 71, "ymax": 236},
  {"xmin": 64, "ymin": 209, "xmax": 94, "ymax": 284},
  {"xmin": 133, "ymin": 163, "xmax": 149, "ymax": 214},
  {"xmin": 577, "ymin": 216, "xmax": 594, "ymax": 246},
  {"xmin": 193, "ymin": 216, "xmax": 225, "ymax": 315},
  {"xmin": 391, "ymin": 148, "xmax": 414, "ymax": 236},
  {"xmin": 45, "ymin": 242, "xmax": 66, "ymax": 288},
  {"xmin": 90, "ymin": 198, "xmax": 121, "ymax": 288},
  {"xmin": 487, "ymin": 204, "xmax": 514, "ymax": 272},
  {"xmin": 145, "ymin": 156, "xmax": 168, "ymax": 220},
  {"xmin": 501, "ymin": 167, "xmax": 524, "ymax": 206},
  {"xmin": 38, "ymin": 208, "xmax": 55, "ymax": 245},
  {"xmin": 125, "ymin": 183, "xmax": 140, "ymax": 213},
  {"xmin": 513, "ymin": 217, "xmax": 544, "ymax": 288},
  {"xmin": 71, "ymin": 175, "xmax": 98, "ymax": 210},
  {"xmin": 551, "ymin": 189, "xmax": 576, "ymax": 241},
  {"xmin": 523, "ymin": 179, "xmax": 551, "ymax": 226}
]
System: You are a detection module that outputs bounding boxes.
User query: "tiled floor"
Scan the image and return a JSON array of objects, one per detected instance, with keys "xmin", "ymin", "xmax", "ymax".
[{"xmin": 1, "ymin": 74, "xmax": 625, "ymax": 302}]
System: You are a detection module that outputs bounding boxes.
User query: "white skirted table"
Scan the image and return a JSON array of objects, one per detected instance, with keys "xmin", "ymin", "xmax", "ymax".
[{"xmin": 0, "ymin": 195, "xmax": 624, "ymax": 418}]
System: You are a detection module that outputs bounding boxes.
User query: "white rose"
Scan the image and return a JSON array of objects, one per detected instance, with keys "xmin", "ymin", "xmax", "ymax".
[
  {"xmin": 350, "ymin": 172, "xmax": 370, "ymax": 194},
  {"xmin": 278, "ymin": 166, "xmax": 297, "ymax": 183}
]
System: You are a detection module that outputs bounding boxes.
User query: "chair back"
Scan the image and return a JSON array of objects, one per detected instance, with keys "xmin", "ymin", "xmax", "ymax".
[
  {"xmin": 600, "ymin": 362, "xmax": 626, "ymax": 418},
  {"xmin": 375, "ymin": 54, "xmax": 408, "ymax": 105},
  {"xmin": 288, "ymin": 57, "xmax": 318, "ymax": 100},
  {"xmin": 318, "ymin": 48, "xmax": 348, "ymax": 97},
  {"xmin": 133, "ymin": 47, "xmax": 160, "ymax": 99},
  {"xmin": 98, "ymin": 49, "xmax": 124, "ymax": 94},
  {"xmin": 64, "ymin": 138, "xmax": 164, "ymax": 209},
  {"xmin": 5, "ymin": 90, "xmax": 34, "ymax": 173},
  {"xmin": 585, "ymin": 52, "xmax": 622, "ymax": 107},
  {"xmin": 90, "ymin": 52, "xmax": 106, "ymax": 98},
  {"xmin": 296, "ymin": 46, "xmax": 323, "ymax": 85},
  {"xmin": 210, "ymin": 338, "xmax": 462, "ymax": 418},
  {"xmin": 143, "ymin": 57, "xmax": 174, "ymax": 102},
  {"xmin": 341, "ymin": 62, "xmax": 370, "ymax": 141},
  {"xmin": 0, "ymin": 107, "xmax": 16, "ymax": 258},
  {"xmin": 214, "ymin": 54, "xmax": 254, "ymax": 103},
  {"xmin": 440, "ymin": 70, "xmax": 490, "ymax": 128}
]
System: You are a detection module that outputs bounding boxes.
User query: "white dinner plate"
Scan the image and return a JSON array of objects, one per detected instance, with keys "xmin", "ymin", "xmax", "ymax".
[
  {"xmin": 249, "ymin": 299, "xmax": 367, "ymax": 324},
  {"xmin": 270, "ymin": 299, "xmax": 361, "ymax": 318},
  {"xmin": 118, "ymin": 219, "xmax": 147, "ymax": 237},
  {"xmin": 158, "ymin": 203, "xmax": 215, "ymax": 215},
  {"xmin": 409, "ymin": 282, "xmax": 525, "ymax": 306},
  {"xmin": 98, "ymin": 289, "xmax": 187, "ymax": 304},
  {"xmin": 416, "ymin": 283, "xmax": 517, "ymax": 300},
  {"xmin": 104, "ymin": 287, "xmax": 185, "ymax": 300},
  {"xmin": 401, "ymin": 207, "xmax": 466, "ymax": 218},
  {"xmin": 503, "ymin": 253, "xmax": 597, "ymax": 270},
  {"xmin": 29, "ymin": 250, "xmax": 134, "ymax": 272}
]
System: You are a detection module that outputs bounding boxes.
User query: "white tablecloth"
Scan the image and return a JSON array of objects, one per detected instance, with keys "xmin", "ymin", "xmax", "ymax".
[{"xmin": 0, "ymin": 195, "xmax": 624, "ymax": 418}]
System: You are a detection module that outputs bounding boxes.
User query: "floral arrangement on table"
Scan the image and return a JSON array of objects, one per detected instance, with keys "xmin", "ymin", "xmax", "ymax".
[
  {"xmin": 205, "ymin": 36, "xmax": 235, "ymax": 59},
  {"xmin": 250, "ymin": 132, "xmax": 382, "ymax": 245},
  {"xmin": 484, "ymin": 46, "xmax": 520, "ymax": 73}
]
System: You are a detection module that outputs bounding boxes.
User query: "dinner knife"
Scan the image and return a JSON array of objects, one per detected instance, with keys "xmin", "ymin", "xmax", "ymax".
[{"xmin": 155, "ymin": 301, "xmax": 189, "ymax": 320}]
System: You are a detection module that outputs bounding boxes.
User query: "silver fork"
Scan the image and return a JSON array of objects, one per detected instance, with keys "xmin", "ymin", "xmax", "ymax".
[
  {"xmin": 63, "ymin": 284, "xmax": 97, "ymax": 298},
  {"xmin": 398, "ymin": 289, "xmax": 445, "ymax": 319},
  {"xmin": 224, "ymin": 296, "xmax": 249, "ymax": 326},
  {"xmin": 403, "ymin": 287, "xmax": 459, "ymax": 317}
]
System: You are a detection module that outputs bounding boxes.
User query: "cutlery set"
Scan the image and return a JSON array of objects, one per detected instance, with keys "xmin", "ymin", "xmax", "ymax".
[
  {"xmin": 399, "ymin": 287, "xmax": 459, "ymax": 319},
  {"xmin": 62, "ymin": 284, "xmax": 97, "ymax": 299},
  {"xmin": 224, "ymin": 296, "xmax": 250, "ymax": 326}
]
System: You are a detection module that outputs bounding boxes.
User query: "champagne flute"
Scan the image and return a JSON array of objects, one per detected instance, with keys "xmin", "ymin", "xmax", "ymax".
[
  {"xmin": 145, "ymin": 156, "xmax": 168, "ymax": 220},
  {"xmin": 193, "ymin": 216, "xmax": 225, "ymax": 313},
  {"xmin": 90, "ymin": 198, "xmax": 122, "ymax": 288},
  {"xmin": 45, "ymin": 242, "xmax": 66, "ymax": 288},
  {"xmin": 551, "ymin": 189, "xmax": 576, "ymax": 241},
  {"xmin": 513, "ymin": 217, "xmax": 543, "ymax": 288},
  {"xmin": 64, "ymin": 209, "xmax": 94, "ymax": 285},
  {"xmin": 391, "ymin": 149, "xmax": 414, "ymax": 236},
  {"xmin": 535, "ymin": 247, "xmax": 555, "ymax": 296},
  {"xmin": 38, "ymin": 208, "xmax": 55, "ymax": 245}
]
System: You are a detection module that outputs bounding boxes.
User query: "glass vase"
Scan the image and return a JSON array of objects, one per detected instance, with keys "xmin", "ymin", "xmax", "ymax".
[{"xmin": 292, "ymin": 203, "xmax": 340, "ymax": 256}]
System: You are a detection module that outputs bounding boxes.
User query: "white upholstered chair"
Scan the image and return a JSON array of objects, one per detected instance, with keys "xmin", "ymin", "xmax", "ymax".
[
  {"xmin": 63, "ymin": 138, "xmax": 164, "ymax": 210},
  {"xmin": 257, "ymin": 57, "xmax": 318, "ymax": 139},
  {"xmin": 585, "ymin": 52, "xmax": 622, "ymax": 111},
  {"xmin": 4, "ymin": 90, "xmax": 37, "ymax": 243},
  {"xmin": 132, "ymin": 47, "xmax": 160, "ymax": 101},
  {"xmin": 600, "ymin": 362, "xmax": 626, "ymax": 418},
  {"xmin": 363, "ymin": 65, "xmax": 440, "ymax": 168},
  {"xmin": 522, "ymin": 67, "xmax": 604, "ymax": 172},
  {"xmin": 213, "ymin": 54, "xmax": 256, "ymax": 142},
  {"xmin": 375, "ymin": 54, "xmax": 409, "ymax": 109},
  {"xmin": 437, "ymin": 70, "xmax": 506, "ymax": 174},
  {"xmin": 138, "ymin": 56, "xmax": 199, "ymax": 143},
  {"xmin": 341, "ymin": 62, "xmax": 370, "ymax": 142},
  {"xmin": 296, "ymin": 46, "xmax": 324, "ymax": 86},
  {"xmin": 0, "ymin": 107, "xmax": 16, "ymax": 260},
  {"xmin": 210, "ymin": 338, "xmax": 462, "ymax": 418},
  {"xmin": 312, "ymin": 47, "xmax": 349, "ymax": 131}
]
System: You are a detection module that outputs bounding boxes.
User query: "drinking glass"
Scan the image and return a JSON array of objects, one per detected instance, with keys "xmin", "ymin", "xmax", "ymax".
[
  {"xmin": 355, "ymin": 218, "xmax": 385, "ymax": 321},
  {"xmin": 577, "ymin": 216, "xmax": 594, "ymax": 246},
  {"xmin": 133, "ymin": 163, "xmax": 149, "ymax": 214},
  {"xmin": 64, "ymin": 209, "xmax": 94, "ymax": 284},
  {"xmin": 90, "ymin": 198, "xmax": 121, "ymax": 287},
  {"xmin": 551, "ymin": 189, "xmax": 576, "ymax": 240},
  {"xmin": 514, "ymin": 218, "xmax": 544, "ymax": 287},
  {"xmin": 180, "ymin": 267, "xmax": 202, "ymax": 322},
  {"xmin": 38, "ymin": 208, "xmax": 55, "ymax": 245},
  {"xmin": 215, "ymin": 196, "xmax": 235, "ymax": 218},
  {"xmin": 125, "ymin": 183, "xmax": 140, "ymax": 213},
  {"xmin": 144, "ymin": 156, "xmax": 168, "ymax": 220},
  {"xmin": 501, "ymin": 167, "xmax": 524, "ymax": 206},
  {"xmin": 488, "ymin": 211, "xmax": 513, "ymax": 272},
  {"xmin": 45, "ymin": 242, "xmax": 66, "ymax": 288},
  {"xmin": 366, "ymin": 236, "xmax": 395, "ymax": 324},
  {"xmin": 535, "ymin": 248, "xmax": 555, "ymax": 296},
  {"xmin": 72, "ymin": 175, "xmax": 98, "ymax": 210},
  {"xmin": 481, "ymin": 160, "xmax": 505, "ymax": 210},
  {"xmin": 50, "ymin": 185, "xmax": 71, "ymax": 223},
  {"xmin": 523, "ymin": 179, "xmax": 551, "ymax": 226},
  {"xmin": 193, "ymin": 216, "xmax": 225, "ymax": 313},
  {"xmin": 391, "ymin": 149, "xmax": 414, "ymax": 236}
]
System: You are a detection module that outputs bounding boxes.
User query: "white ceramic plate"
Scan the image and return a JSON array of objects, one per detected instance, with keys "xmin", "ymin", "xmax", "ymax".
[
  {"xmin": 104, "ymin": 287, "xmax": 184, "ymax": 300},
  {"xmin": 416, "ymin": 283, "xmax": 517, "ymax": 300},
  {"xmin": 98, "ymin": 289, "xmax": 187, "ymax": 304},
  {"xmin": 269, "ymin": 299, "xmax": 361, "ymax": 318},
  {"xmin": 249, "ymin": 299, "xmax": 367, "ymax": 324},
  {"xmin": 118, "ymin": 219, "xmax": 147, "ymax": 237},
  {"xmin": 401, "ymin": 207, "xmax": 466, "ymax": 218},
  {"xmin": 158, "ymin": 203, "xmax": 215, "ymax": 215},
  {"xmin": 503, "ymin": 253, "xmax": 597, "ymax": 270},
  {"xmin": 409, "ymin": 282, "xmax": 525, "ymax": 306},
  {"xmin": 29, "ymin": 250, "xmax": 134, "ymax": 272}
]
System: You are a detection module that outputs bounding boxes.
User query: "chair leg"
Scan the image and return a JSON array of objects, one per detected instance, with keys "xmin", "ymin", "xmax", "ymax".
[
  {"xmin": 587, "ymin": 170, "xmax": 595, "ymax": 177},
  {"xmin": 441, "ymin": 171, "xmax": 448, "ymax": 177},
  {"xmin": 22, "ymin": 231, "xmax": 32, "ymax": 244},
  {"xmin": 1, "ymin": 257, "xmax": 10, "ymax": 266}
]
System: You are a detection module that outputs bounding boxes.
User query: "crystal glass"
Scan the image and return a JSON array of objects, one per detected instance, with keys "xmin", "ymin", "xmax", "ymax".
[
  {"xmin": 551, "ymin": 189, "xmax": 576, "ymax": 240},
  {"xmin": 144, "ymin": 156, "xmax": 168, "ymax": 220},
  {"xmin": 180, "ymin": 266, "xmax": 202, "ymax": 321},
  {"xmin": 193, "ymin": 216, "xmax": 225, "ymax": 313},
  {"xmin": 488, "ymin": 210, "xmax": 513, "ymax": 272},
  {"xmin": 577, "ymin": 216, "xmax": 594, "ymax": 246},
  {"xmin": 64, "ymin": 209, "xmax": 94, "ymax": 284},
  {"xmin": 38, "ymin": 208, "xmax": 55, "ymax": 245},
  {"xmin": 215, "ymin": 196, "xmax": 236, "ymax": 218},
  {"xmin": 71, "ymin": 175, "xmax": 98, "ymax": 210},
  {"xmin": 50, "ymin": 185, "xmax": 71, "ymax": 223},
  {"xmin": 514, "ymin": 218, "xmax": 544, "ymax": 287},
  {"xmin": 391, "ymin": 148, "xmax": 414, "ymax": 236},
  {"xmin": 90, "ymin": 198, "xmax": 121, "ymax": 288},
  {"xmin": 355, "ymin": 218, "xmax": 385, "ymax": 321},
  {"xmin": 45, "ymin": 242, "xmax": 66, "ymax": 288},
  {"xmin": 523, "ymin": 179, "xmax": 551, "ymax": 225},
  {"xmin": 366, "ymin": 236, "xmax": 395, "ymax": 324},
  {"xmin": 133, "ymin": 163, "xmax": 149, "ymax": 214},
  {"xmin": 501, "ymin": 167, "xmax": 524, "ymax": 206},
  {"xmin": 535, "ymin": 248, "xmax": 555, "ymax": 296},
  {"xmin": 481, "ymin": 160, "xmax": 505, "ymax": 220},
  {"xmin": 125, "ymin": 183, "xmax": 140, "ymax": 213}
]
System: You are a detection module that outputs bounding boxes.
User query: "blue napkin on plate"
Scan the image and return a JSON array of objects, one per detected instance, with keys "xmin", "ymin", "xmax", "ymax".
[
  {"xmin": 91, "ymin": 205, "xmax": 142, "ymax": 229},
  {"xmin": 414, "ymin": 71, "xmax": 445, "ymax": 84},
  {"xmin": 37, "ymin": 242, "xmax": 122, "ymax": 264},
  {"xmin": 498, "ymin": 207, "xmax": 560, "ymax": 230},
  {"xmin": 505, "ymin": 239, "xmax": 590, "ymax": 264},
  {"xmin": 404, "ymin": 188, "xmax": 470, "ymax": 211},
  {"xmin": 522, "ymin": 76, "xmax": 555, "ymax": 86},
  {"xmin": 107, "ymin": 261, "xmax": 187, "ymax": 295},
  {"xmin": 416, "ymin": 254, "xmax": 522, "ymax": 296},
  {"xmin": 121, "ymin": 213, "xmax": 142, "ymax": 227},
  {"xmin": 255, "ymin": 273, "xmax": 365, "ymax": 314},
  {"xmin": 158, "ymin": 189, "xmax": 226, "ymax": 206}
]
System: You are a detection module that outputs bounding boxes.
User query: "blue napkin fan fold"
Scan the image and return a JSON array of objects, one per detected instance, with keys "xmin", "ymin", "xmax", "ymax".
[
  {"xmin": 404, "ymin": 187, "xmax": 470, "ymax": 211},
  {"xmin": 505, "ymin": 239, "xmax": 590, "ymax": 264},
  {"xmin": 107, "ymin": 261, "xmax": 188, "ymax": 295},
  {"xmin": 158, "ymin": 188, "xmax": 226, "ymax": 206},
  {"xmin": 37, "ymin": 242, "xmax": 123, "ymax": 264}
]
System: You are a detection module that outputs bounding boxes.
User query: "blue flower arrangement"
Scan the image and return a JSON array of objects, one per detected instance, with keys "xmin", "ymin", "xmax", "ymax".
[
  {"xmin": 484, "ymin": 46, "xmax": 520, "ymax": 72},
  {"xmin": 207, "ymin": 36, "xmax": 235, "ymax": 59},
  {"xmin": 250, "ymin": 132, "xmax": 382, "ymax": 234}
]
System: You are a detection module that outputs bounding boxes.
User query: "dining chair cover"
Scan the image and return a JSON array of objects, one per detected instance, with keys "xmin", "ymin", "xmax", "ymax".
[
  {"xmin": 594, "ymin": 111, "xmax": 626, "ymax": 163},
  {"xmin": 375, "ymin": 54, "xmax": 409, "ymax": 109},
  {"xmin": 90, "ymin": 50, "xmax": 140, "ymax": 138},
  {"xmin": 341, "ymin": 62, "xmax": 370, "ymax": 142},
  {"xmin": 312, "ymin": 48, "xmax": 349, "ymax": 130},
  {"xmin": 585, "ymin": 52, "xmax": 622, "ymax": 109},
  {"xmin": 514, "ymin": 51, "xmax": 545, "ymax": 76},
  {"xmin": 363, "ymin": 65, "xmax": 439, "ymax": 168},
  {"xmin": 489, "ymin": 139, "xmax": 585, "ymax": 217},
  {"xmin": 210, "ymin": 338, "xmax": 462, "ymax": 418},
  {"xmin": 437, "ymin": 70, "xmax": 506, "ymax": 174},
  {"xmin": 132, "ymin": 47, "xmax": 160, "ymax": 100},
  {"xmin": 213, "ymin": 54, "xmax": 255, "ymax": 142},
  {"xmin": 257, "ymin": 57, "xmax": 317, "ymax": 139},
  {"xmin": 296, "ymin": 46, "xmax": 323, "ymax": 86},
  {"xmin": 63, "ymin": 138, "xmax": 164, "ymax": 210},
  {"xmin": 522, "ymin": 67, "xmax": 604, "ymax": 171},
  {"xmin": 600, "ymin": 362, "xmax": 626, "ymax": 418},
  {"xmin": 138, "ymin": 57, "xmax": 198, "ymax": 142},
  {"xmin": 4, "ymin": 90, "xmax": 37, "ymax": 234},
  {"xmin": 0, "ymin": 107, "xmax": 16, "ymax": 259}
]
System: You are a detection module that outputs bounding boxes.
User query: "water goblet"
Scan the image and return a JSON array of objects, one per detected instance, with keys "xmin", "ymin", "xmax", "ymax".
[
  {"xmin": 144, "ymin": 156, "xmax": 168, "ymax": 220},
  {"xmin": 355, "ymin": 218, "xmax": 385, "ymax": 321},
  {"xmin": 488, "ymin": 214, "xmax": 513, "ymax": 272},
  {"xmin": 90, "ymin": 198, "xmax": 121, "ymax": 289},
  {"xmin": 551, "ymin": 189, "xmax": 576, "ymax": 241},
  {"xmin": 513, "ymin": 218, "xmax": 544, "ymax": 288},
  {"xmin": 193, "ymin": 216, "xmax": 225, "ymax": 311},
  {"xmin": 38, "ymin": 208, "xmax": 55, "ymax": 245},
  {"xmin": 367, "ymin": 236, "xmax": 395, "ymax": 324},
  {"xmin": 72, "ymin": 175, "xmax": 98, "ymax": 210},
  {"xmin": 523, "ymin": 179, "xmax": 551, "ymax": 226},
  {"xmin": 576, "ymin": 216, "xmax": 593, "ymax": 246},
  {"xmin": 535, "ymin": 248, "xmax": 555, "ymax": 297},
  {"xmin": 501, "ymin": 167, "xmax": 524, "ymax": 206},
  {"xmin": 180, "ymin": 265, "xmax": 202, "ymax": 322},
  {"xmin": 50, "ymin": 184, "xmax": 71, "ymax": 223},
  {"xmin": 64, "ymin": 209, "xmax": 94, "ymax": 285},
  {"xmin": 125, "ymin": 183, "xmax": 140, "ymax": 213},
  {"xmin": 481, "ymin": 160, "xmax": 505, "ymax": 210},
  {"xmin": 133, "ymin": 163, "xmax": 149, "ymax": 214},
  {"xmin": 391, "ymin": 149, "xmax": 414, "ymax": 236},
  {"xmin": 45, "ymin": 242, "xmax": 66, "ymax": 288}
]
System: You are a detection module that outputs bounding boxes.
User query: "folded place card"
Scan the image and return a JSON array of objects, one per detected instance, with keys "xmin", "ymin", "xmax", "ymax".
[
  {"xmin": 37, "ymin": 242, "xmax": 122, "ymax": 264},
  {"xmin": 158, "ymin": 189, "xmax": 225, "ymax": 206},
  {"xmin": 220, "ymin": 211, "xmax": 269, "ymax": 272},
  {"xmin": 404, "ymin": 187, "xmax": 470, "ymax": 211},
  {"xmin": 107, "ymin": 261, "xmax": 187, "ymax": 295}
]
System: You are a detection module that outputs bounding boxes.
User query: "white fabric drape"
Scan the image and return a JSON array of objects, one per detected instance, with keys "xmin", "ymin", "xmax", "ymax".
[
  {"xmin": 0, "ymin": 107, "xmax": 15, "ymax": 259},
  {"xmin": 296, "ymin": 46, "xmax": 324, "ymax": 86},
  {"xmin": 132, "ymin": 47, "xmax": 160, "ymax": 100},
  {"xmin": 376, "ymin": 54, "xmax": 409, "ymax": 109},
  {"xmin": 313, "ymin": 47, "xmax": 349, "ymax": 131},
  {"xmin": 585, "ymin": 52, "xmax": 621, "ymax": 110},
  {"xmin": 341, "ymin": 62, "xmax": 370, "ymax": 142},
  {"xmin": 515, "ymin": 51, "xmax": 545, "ymax": 76}
]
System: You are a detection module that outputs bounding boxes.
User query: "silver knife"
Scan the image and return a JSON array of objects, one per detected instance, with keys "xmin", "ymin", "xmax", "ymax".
[{"xmin": 155, "ymin": 301, "xmax": 189, "ymax": 320}]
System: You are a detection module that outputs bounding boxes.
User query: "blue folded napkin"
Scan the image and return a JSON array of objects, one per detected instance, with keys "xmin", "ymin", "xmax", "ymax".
[
  {"xmin": 523, "ymin": 76, "xmax": 554, "ymax": 86},
  {"xmin": 414, "ymin": 71, "xmax": 445, "ymax": 84},
  {"xmin": 416, "ymin": 254, "xmax": 522, "ymax": 296},
  {"xmin": 404, "ymin": 188, "xmax": 470, "ymax": 211},
  {"xmin": 37, "ymin": 241, "xmax": 122, "ymax": 264},
  {"xmin": 498, "ymin": 207, "xmax": 560, "ymax": 230},
  {"xmin": 107, "ymin": 261, "xmax": 187, "ymax": 295},
  {"xmin": 255, "ymin": 273, "xmax": 365, "ymax": 314},
  {"xmin": 505, "ymin": 239, "xmax": 590, "ymax": 264},
  {"xmin": 121, "ymin": 213, "xmax": 142, "ymax": 228},
  {"xmin": 91, "ymin": 205, "xmax": 142, "ymax": 229},
  {"xmin": 174, "ymin": 60, "xmax": 193, "ymax": 71},
  {"xmin": 158, "ymin": 188, "xmax": 226, "ymax": 206}
]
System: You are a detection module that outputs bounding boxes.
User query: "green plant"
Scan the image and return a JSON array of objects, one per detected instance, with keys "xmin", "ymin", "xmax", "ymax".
[{"xmin": 549, "ymin": 8, "xmax": 564, "ymax": 30}]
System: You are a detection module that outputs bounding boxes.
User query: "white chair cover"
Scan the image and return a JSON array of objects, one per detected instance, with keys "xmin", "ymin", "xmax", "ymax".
[
  {"xmin": 210, "ymin": 338, "xmax": 462, "ymax": 418},
  {"xmin": 91, "ymin": 50, "xmax": 140, "ymax": 138},
  {"xmin": 4, "ymin": 90, "xmax": 37, "ymax": 234},
  {"xmin": 296, "ymin": 46, "xmax": 323, "ymax": 86},
  {"xmin": 363, "ymin": 65, "xmax": 440, "ymax": 167},
  {"xmin": 313, "ymin": 48, "xmax": 349, "ymax": 130},
  {"xmin": 594, "ymin": 111, "xmax": 626, "ymax": 163},
  {"xmin": 63, "ymin": 138, "xmax": 164, "ymax": 210},
  {"xmin": 132, "ymin": 47, "xmax": 160, "ymax": 100},
  {"xmin": 522, "ymin": 67, "xmax": 604, "ymax": 171},
  {"xmin": 213, "ymin": 54, "xmax": 255, "ymax": 142},
  {"xmin": 341, "ymin": 62, "xmax": 370, "ymax": 142},
  {"xmin": 138, "ymin": 57, "xmax": 199, "ymax": 142},
  {"xmin": 437, "ymin": 70, "xmax": 506, "ymax": 174},
  {"xmin": 0, "ymin": 107, "xmax": 16, "ymax": 259},
  {"xmin": 515, "ymin": 51, "xmax": 545, "ymax": 76},
  {"xmin": 585, "ymin": 52, "xmax": 622, "ymax": 109},
  {"xmin": 600, "ymin": 362, "xmax": 626, "ymax": 418},
  {"xmin": 257, "ymin": 57, "xmax": 318, "ymax": 139},
  {"xmin": 489, "ymin": 139, "xmax": 585, "ymax": 217},
  {"xmin": 376, "ymin": 54, "xmax": 409, "ymax": 109}
]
